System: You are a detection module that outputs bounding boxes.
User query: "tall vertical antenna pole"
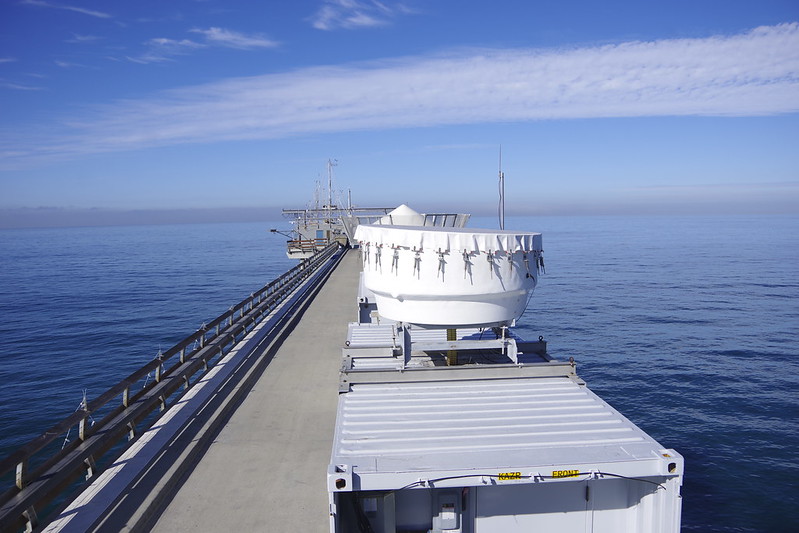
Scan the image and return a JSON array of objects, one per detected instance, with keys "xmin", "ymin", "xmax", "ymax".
[
  {"xmin": 327, "ymin": 159, "xmax": 338, "ymax": 222},
  {"xmin": 498, "ymin": 146, "xmax": 505, "ymax": 230}
]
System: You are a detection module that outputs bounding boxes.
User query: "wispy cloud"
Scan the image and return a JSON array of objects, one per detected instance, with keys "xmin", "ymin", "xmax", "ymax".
[
  {"xmin": 310, "ymin": 0, "xmax": 412, "ymax": 30},
  {"xmin": 65, "ymin": 33, "xmax": 102, "ymax": 44},
  {"xmin": 0, "ymin": 58, "xmax": 17, "ymax": 64},
  {"xmin": 127, "ymin": 38, "xmax": 204, "ymax": 64},
  {"xmin": 189, "ymin": 27, "xmax": 279, "ymax": 49},
  {"xmin": 0, "ymin": 80, "xmax": 44, "ymax": 91},
  {"xmin": 3, "ymin": 23, "xmax": 798, "ymax": 165},
  {"xmin": 128, "ymin": 27, "xmax": 278, "ymax": 63},
  {"xmin": 54, "ymin": 60, "xmax": 86, "ymax": 68},
  {"xmin": 21, "ymin": 0, "xmax": 111, "ymax": 19}
]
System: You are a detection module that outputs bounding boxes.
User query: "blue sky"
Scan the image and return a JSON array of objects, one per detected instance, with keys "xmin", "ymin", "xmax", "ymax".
[{"xmin": 1, "ymin": 0, "xmax": 798, "ymax": 226}]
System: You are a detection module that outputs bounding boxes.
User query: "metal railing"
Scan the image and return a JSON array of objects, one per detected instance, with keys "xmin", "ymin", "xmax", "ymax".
[
  {"xmin": 0, "ymin": 243, "xmax": 343, "ymax": 532},
  {"xmin": 287, "ymin": 237, "xmax": 329, "ymax": 254}
]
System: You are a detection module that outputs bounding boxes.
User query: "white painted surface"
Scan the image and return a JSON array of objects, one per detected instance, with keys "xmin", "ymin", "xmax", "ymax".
[
  {"xmin": 329, "ymin": 376, "xmax": 683, "ymax": 532},
  {"xmin": 330, "ymin": 377, "xmax": 680, "ymax": 488},
  {"xmin": 354, "ymin": 224, "xmax": 543, "ymax": 327}
]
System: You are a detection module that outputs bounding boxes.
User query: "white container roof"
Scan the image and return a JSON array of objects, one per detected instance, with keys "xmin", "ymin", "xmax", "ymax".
[{"xmin": 330, "ymin": 376, "xmax": 675, "ymax": 490}]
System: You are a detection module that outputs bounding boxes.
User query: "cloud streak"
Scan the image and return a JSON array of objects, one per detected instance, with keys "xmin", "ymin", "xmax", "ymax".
[
  {"xmin": 127, "ymin": 38, "xmax": 204, "ymax": 64},
  {"xmin": 21, "ymin": 0, "xmax": 111, "ymax": 19},
  {"xmin": 128, "ymin": 28, "xmax": 279, "ymax": 63},
  {"xmin": 189, "ymin": 27, "xmax": 279, "ymax": 49},
  {"xmin": 0, "ymin": 81, "xmax": 44, "ymax": 91},
  {"xmin": 310, "ymin": 0, "xmax": 412, "ymax": 30},
  {"xmin": 3, "ymin": 23, "xmax": 798, "ymax": 166},
  {"xmin": 65, "ymin": 33, "xmax": 102, "ymax": 44}
]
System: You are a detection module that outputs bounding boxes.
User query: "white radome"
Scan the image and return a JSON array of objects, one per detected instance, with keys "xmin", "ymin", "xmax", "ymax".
[{"xmin": 354, "ymin": 223, "xmax": 543, "ymax": 328}]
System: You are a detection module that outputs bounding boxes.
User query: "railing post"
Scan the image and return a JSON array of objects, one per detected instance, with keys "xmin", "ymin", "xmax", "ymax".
[
  {"xmin": 79, "ymin": 416, "xmax": 88, "ymax": 441},
  {"xmin": 123, "ymin": 386, "xmax": 130, "ymax": 408},
  {"xmin": 79, "ymin": 389, "xmax": 89, "ymax": 441},
  {"xmin": 23, "ymin": 506, "xmax": 38, "ymax": 532},
  {"xmin": 16, "ymin": 459, "xmax": 27, "ymax": 490},
  {"xmin": 84, "ymin": 455, "xmax": 97, "ymax": 480}
]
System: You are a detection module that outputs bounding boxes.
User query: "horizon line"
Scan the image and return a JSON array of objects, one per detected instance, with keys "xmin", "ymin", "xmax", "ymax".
[{"xmin": 1, "ymin": 203, "xmax": 796, "ymax": 230}]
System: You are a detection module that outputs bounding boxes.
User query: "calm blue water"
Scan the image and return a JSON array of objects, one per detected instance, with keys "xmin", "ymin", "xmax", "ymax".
[{"xmin": 1, "ymin": 216, "xmax": 797, "ymax": 532}]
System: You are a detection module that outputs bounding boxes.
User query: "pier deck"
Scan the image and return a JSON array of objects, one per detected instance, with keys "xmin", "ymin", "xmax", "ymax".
[
  {"xmin": 146, "ymin": 249, "xmax": 357, "ymax": 532},
  {"xmin": 54, "ymin": 249, "xmax": 359, "ymax": 533}
]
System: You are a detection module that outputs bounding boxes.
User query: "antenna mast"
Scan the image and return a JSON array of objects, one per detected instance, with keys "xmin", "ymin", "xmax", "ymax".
[
  {"xmin": 327, "ymin": 158, "xmax": 338, "ymax": 221},
  {"xmin": 498, "ymin": 147, "xmax": 505, "ymax": 230}
]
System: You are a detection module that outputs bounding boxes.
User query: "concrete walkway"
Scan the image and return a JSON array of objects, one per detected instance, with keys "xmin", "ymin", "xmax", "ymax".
[{"xmin": 149, "ymin": 250, "xmax": 359, "ymax": 532}]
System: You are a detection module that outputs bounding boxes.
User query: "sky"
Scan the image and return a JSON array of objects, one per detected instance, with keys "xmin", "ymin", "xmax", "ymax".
[{"xmin": 1, "ymin": 0, "xmax": 798, "ymax": 227}]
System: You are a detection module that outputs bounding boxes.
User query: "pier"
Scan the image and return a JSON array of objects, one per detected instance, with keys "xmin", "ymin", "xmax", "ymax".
[
  {"xmin": 148, "ymin": 248, "xmax": 359, "ymax": 532},
  {"xmin": 1, "ymin": 245, "xmax": 354, "ymax": 533}
]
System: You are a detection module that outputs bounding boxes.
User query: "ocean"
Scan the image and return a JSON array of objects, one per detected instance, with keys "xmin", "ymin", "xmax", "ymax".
[{"xmin": 0, "ymin": 215, "xmax": 797, "ymax": 532}]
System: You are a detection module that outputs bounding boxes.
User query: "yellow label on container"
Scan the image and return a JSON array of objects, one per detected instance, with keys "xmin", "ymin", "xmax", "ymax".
[
  {"xmin": 498, "ymin": 472, "xmax": 522, "ymax": 480},
  {"xmin": 552, "ymin": 469, "xmax": 580, "ymax": 478}
]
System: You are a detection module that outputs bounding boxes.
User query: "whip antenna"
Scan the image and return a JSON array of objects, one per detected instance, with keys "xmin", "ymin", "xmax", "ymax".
[{"xmin": 498, "ymin": 146, "xmax": 505, "ymax": 230}]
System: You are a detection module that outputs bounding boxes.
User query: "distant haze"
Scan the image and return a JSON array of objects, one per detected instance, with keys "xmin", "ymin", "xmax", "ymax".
[
  {"xmin": 0, "ymin": 207, "xmax": 283, "ymax": 229},
  {"xmin": 2, "ymin": 194, "xmax": 796, "ymax": 230}
]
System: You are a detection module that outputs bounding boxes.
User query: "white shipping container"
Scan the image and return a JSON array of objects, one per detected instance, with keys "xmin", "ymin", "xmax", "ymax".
[{"xmin": 329, "ymin": 374, "xmax": 682, "ymax": 532}]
